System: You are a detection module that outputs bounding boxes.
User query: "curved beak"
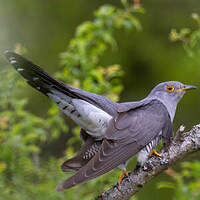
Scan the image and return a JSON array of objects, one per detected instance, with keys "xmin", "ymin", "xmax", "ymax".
[
  {"xmin": 175, "ymin": 85, "xmax": 197, "ymax": 94},
  {"xmin": 184, "ymin": 85, "xmax": 198, "ymax": 91}
]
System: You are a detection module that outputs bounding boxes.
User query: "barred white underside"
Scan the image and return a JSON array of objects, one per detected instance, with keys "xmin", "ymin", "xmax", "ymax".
[
  {"xmin": 137, "ymin": 134, "xmax": 161, "ymax": 166},
  {"xmin": 47, "ymin": 90, "xmax": 112, "ymax": 138}
]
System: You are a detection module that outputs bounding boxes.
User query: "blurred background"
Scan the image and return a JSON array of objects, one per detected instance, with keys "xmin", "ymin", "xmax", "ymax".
[{"xmin": 0, "ymin": 0, "xmax": 200, "ymax": 199}]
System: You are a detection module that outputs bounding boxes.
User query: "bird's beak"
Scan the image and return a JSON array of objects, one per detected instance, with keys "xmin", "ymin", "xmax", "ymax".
[
  {"xmin": 175, "ymin": 85, "xmax": 197, "ymax": 93},
  {"xmin": 184, "ymin": 85, "xmax": 198, "ymax": 91}
]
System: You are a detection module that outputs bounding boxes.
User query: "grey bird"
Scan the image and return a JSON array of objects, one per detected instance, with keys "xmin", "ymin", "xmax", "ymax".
[{"xmin": 5, "ymin": 51, "xmax": 197, "ymax": 191}]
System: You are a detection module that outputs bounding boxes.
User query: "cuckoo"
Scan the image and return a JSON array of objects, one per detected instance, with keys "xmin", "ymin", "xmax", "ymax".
[{"xmin": 5, "ymin": 51, "xmax": 197, "ymax": 191}]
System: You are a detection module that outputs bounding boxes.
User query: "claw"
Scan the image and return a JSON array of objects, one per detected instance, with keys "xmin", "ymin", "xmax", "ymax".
[
  {"xmin": 149, "ymin": 149, "xmax": 161, "ymax": 158},
  {"xmin": 118, "ymin": 170, "xmax": 129, "ymax": 185}
]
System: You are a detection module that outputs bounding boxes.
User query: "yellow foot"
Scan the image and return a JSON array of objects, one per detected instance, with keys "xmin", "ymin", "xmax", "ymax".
[
  {"xmin": 118, "ymin": 170, "xmax": 129, "ymax": 185},
  {"xmin": 149, "ymin": 149, "xmax": 161, "ymax": 158}
]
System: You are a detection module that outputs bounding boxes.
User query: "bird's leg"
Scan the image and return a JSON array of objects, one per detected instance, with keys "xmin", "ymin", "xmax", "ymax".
[
  {"xmin": 149, "ymin": 149, "xmax": 161, "ymax": 157},
  {"xmin": 118, "ymin": 170, "xmax": 129, "ymax": 185}
]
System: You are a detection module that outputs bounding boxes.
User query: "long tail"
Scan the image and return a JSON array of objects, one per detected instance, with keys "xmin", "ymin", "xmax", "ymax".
[
  {"xmin": 5, "ymin": 51, "xmax": 82, "ymax": 99},
  {"xmin": 4, "ymin": 51, "xmax": 117, "ymax": 117}
]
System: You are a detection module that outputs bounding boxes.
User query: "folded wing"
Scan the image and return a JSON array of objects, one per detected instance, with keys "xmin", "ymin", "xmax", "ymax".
[{"xmin": 56, "ymin": 99, "xmax": 172, "ymax": 191}]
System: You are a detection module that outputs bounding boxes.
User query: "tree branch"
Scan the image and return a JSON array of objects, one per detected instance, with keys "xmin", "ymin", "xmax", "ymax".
[{"xmin": 96, "ymin": 124, "xmax": 200, "ymax": 200}]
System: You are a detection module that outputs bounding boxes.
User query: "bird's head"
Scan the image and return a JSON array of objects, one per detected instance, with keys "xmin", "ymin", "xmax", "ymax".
[
  {"xmin": 148, "ymin": 81, "xmax": 197, "ymax": 104},
  {"xmin": 148, "ymin": 81, "xmax": 197, "ymax": 120}
]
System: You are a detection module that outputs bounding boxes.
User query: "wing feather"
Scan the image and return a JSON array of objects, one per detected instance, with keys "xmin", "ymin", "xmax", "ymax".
[
  {"xmin": 56, "ymin": 140, "xmax": 140, "ymax": 191},
  {"xmin": 61, "ymin": 137, "xmax": 102, "ymax": 172},
  {"xmin": 56, "ymin": 99, "xmax": 172, "ymax": 191}
]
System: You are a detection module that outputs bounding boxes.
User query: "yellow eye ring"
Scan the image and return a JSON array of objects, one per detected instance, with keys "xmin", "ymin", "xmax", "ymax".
[{"xmin": 166, "ymin": 85, "xmax": 174, "ymax": 93}]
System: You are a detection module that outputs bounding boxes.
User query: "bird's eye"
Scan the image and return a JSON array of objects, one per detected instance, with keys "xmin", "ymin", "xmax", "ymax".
[{"xmin": 166, "ymin": 85, "xmax": 174, "ymax": 93}]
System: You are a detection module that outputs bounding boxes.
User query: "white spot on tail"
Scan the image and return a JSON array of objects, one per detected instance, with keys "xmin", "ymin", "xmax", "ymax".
[
  {"xmin": 11, "ymin": 60, "xmax": 17, "ymax": 64},
  {"xmin": 9, "ymin": 57, "xmax": 15, "ymax": 60},
  {"xmin": 33, "ymin": 77, "xmax": 39, "ymax": 81},
  {"xmin": 17, "ymin": 68, "xmax": 24, "ymax": 72}
]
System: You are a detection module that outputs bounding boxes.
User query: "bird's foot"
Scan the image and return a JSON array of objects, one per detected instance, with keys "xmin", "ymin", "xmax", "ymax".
[
  {"xmin": 160, "ymin": 157, "xmax": 169, "ymax": 165},
  {"xmin": 149, "ymin": 149, "xmax": 161, "ymax": 158},
  {"xmin": 118, "ymin": 170, "xmax": 129, "ymax": 185}
]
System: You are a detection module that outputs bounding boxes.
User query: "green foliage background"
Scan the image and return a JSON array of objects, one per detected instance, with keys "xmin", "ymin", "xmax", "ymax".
[{"xmin": 0, "ymin": 0, "xmax": 200, "ymax": 200}]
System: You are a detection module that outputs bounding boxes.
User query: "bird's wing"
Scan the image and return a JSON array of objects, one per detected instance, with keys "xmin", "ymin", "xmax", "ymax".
[
  {"xmin": 4, "ymin": 51, "xmax": 118, "ymax": 117},
  {"xmin": 60, "ymin": 99, "xmax": 160, "ymax": 171},
  {"xmin": 56, "ymin": 99, "xmax": 172, "ymax": 191},
  {"xmin": 106, "ymin": 99, "xmax": 172, "ymax": 145},
  {"xmin": 61, "ymin": 136, "xmax": 102, "ymax": 172}
]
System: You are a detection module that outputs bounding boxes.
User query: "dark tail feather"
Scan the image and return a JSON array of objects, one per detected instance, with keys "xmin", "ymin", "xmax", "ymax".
[
  {"xmin": 4, "ymin": 51, "xmax": 117, "ymax": 116},
  {"xmin": 61, "ymin": 156, "xmax": 83, "ymax": 172},
  {"xmin": 4, "ymin": 51, "xmax": 78, "ymax": 98}
]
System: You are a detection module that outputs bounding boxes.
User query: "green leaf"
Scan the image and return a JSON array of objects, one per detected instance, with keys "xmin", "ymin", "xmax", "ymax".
[{"xmin": 157, "ymin": 181, "xmax": 176, "ymax": 189}]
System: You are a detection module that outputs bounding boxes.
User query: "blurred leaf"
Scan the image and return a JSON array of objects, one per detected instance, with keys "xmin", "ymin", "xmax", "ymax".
[
  {"xmin": 157, "ymin": 181, "xmax": 176, "ymax": 189},
  {"xmin": 170, "ymin": 12, "xmax": 200, "ymax": 57}
]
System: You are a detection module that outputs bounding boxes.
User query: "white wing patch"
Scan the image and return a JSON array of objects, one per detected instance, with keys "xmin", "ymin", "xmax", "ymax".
[
  {"xmin": 72, "ymin": 99, "xmax": 112, "ymax": 137},
  {"xmin": 47, "ymin": 91, "xmax": 112, "ymax": 138}
]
